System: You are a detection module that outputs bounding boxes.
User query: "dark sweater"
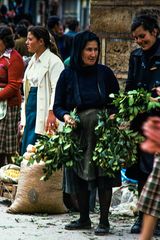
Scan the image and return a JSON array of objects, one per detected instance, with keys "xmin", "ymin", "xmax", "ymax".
[{"xmin": 53, "ymin": 64, "xmax": 119, "ymax": 122}]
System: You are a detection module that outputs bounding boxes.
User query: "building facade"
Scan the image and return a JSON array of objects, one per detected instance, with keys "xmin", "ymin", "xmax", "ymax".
[
  {"xmin": 49, "ymin": 0, "xmax": 90, "ymax": 30},
  {"xmin": 2, "ymin": 0, "xmax": 90, "ymax": 29},
  {"xmin": 90, "ymin": 0, "xmax": 160, "ymax": 86}
]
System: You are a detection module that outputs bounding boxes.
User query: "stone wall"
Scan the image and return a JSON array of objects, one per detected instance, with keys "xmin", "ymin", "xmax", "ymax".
[{"xmin": 90, "ymin": 0, "xmax": 160, "ymax": 88}]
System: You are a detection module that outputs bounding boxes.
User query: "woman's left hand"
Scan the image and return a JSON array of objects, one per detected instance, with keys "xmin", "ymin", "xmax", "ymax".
[{"xmin": 45, "ymin": 110, "xmax": 58, "ymax": 134}]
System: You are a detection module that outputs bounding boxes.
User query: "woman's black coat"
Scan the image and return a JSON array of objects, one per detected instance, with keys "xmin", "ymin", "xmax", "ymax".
[
  {"xmin": 125, "ymin": 42, "xmax": 160, "ymax": 180},
  {"xmin": 126, "ymin": 43, "xmax": 160, "ymax": 92}
]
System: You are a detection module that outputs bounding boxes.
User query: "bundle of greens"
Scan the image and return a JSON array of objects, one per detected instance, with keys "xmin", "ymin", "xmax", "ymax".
[
  {"xmin": 14, "ymin": 109, "xmax": 83, "ymax": 180},
  {"xmin": 92, "ymin": 88, "xmax": 160, "ymax": 177},
  {"xmin": 14, "ymin": 89, "xmax": 160, "ymax": 180},
  {"xmin": 111, "ymin": 88, "xmax": 160, "ymax": 122}
]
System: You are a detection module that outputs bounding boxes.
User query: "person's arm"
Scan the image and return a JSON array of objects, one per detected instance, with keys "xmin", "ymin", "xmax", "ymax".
[
  {"xmin": 125, "ymin": 53, "xmax": 136, "ymax": 91},
  {"xmin": 53, "ymin": 70, "xmax": 76, "ymax": 126},
  {"xmin": 139, "ymin": 214, "xmax": 157, "ymax": 240},
  {"xmin": 45, "ymin": 56, "xmax": 64, "ymax": 132},
  {"xmin": 48, "ymin": 57, "xmax": 64, "ymax": 111},
  {"xmin": 0, "ymin": 55, "xmax": 24, "ymax": 100},
  {"xmin": 53, "ymin": 70, "xmax": 70, "ymax": 122},
  {"xmin": 107, "ymin": 68, "xmax": 119, "ymax": 94},
  {"xmin": 106, "ymin": 67, "xmax": 119, "ymax": 114},
  {"xmin": 45, "ymin": 110, "xmax": 57, "ymax": 133}
]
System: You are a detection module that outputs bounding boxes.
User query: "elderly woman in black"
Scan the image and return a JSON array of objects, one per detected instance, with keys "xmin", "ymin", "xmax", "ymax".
[{"xmin": 53, "ymin": 30, "xmax": 121, "ymax": 235}]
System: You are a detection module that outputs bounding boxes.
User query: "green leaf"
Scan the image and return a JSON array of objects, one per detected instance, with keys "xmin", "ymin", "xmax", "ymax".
[
  {"xmin": 64, "ymin": 126, "xmax": 72, "ymax": 133},
  {"xmin": 63, "ymin": 144, "xmax": 71, "ymax": 150},
  {"xmin": 128, "ymin": 95, "xmax": 134, "ymax": 106}
]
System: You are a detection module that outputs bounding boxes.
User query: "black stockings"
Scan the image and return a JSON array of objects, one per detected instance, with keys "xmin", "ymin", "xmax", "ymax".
[
  {"xmin": 76, "ymin": 177, "xmax": 90, "ymax": 222},
  {"xmin": 76, "ymin": 176, "xmax": 113, "ymax": 224},
  {"xmin": 98, "ymin": 188, "xmax": 112, "ymax": 224},
  {"xmin": 77, "ymin": 190, "xmax": 90, "ymax": 222}
]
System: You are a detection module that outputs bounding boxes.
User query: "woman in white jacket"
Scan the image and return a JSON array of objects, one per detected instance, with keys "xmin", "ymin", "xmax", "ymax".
[{"xmin": 21, "ymin": 26, "xmax": 64, "ymax": 154}]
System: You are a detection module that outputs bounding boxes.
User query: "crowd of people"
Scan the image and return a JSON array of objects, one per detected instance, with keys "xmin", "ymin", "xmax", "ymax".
[{"xmin": 0, "ymin": 6, "xmax": 159, "ymax": 240}]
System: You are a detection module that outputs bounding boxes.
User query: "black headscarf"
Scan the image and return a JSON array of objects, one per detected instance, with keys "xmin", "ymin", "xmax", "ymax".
[{"xmin": 70, "ymin": 30, "xmax": 100, "ymax": 71}]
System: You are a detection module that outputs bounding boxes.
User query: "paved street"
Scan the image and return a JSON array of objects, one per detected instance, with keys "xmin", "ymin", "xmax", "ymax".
[{"xmin": 0, "ymin": 197, "xmax": 159, "ymax": 240}]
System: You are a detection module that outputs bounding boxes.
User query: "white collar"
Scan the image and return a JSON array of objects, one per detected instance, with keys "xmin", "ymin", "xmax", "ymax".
[{"xmin": 0, "ymin": 49, "xmax": 12, "ymax": 59}]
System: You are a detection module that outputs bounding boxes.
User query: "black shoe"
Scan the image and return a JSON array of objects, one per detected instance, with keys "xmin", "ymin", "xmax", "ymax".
[
  {"xmin": 154, "ymin": 220, "xmax": 160, "ymax": 236},
  {"xmin": 131, "ymin": 216, "xmax": 142, "ymax": 234},
  {"xmin": 94, "ymin": 222, "xmax": 110, "ymax": 236},
  {"xmin": 65, "ymin": 219, "xmax": 91, "ymax": 230}
]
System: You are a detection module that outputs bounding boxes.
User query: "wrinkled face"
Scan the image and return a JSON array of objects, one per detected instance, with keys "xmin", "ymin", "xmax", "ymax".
[
  {"xmin": 26, "ymin": 32, "xmax": 44, "ymax": 53},
  {"xmin": 81, "ymin": 40, "xmax": 99, "ymax": 66},
  {"xmin": 132, "ymin": 25, "xmax": 157, "ymax": 51},
  {"xmin": 0, "ymin": 39, "xmax": 6, "ymax": 54}
]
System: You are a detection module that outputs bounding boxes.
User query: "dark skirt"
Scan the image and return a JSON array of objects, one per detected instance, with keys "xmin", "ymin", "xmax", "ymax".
[
  {"xmin": 21, "ymin": 87, "xmax": 39, "ymax": 155},
  {"xmin": 0, "ymin": 106, "xmax": 20, "ymax": 154},
  {"xmin": 64, "ymin": 109, "xmax": 121, "ymax": 194}
]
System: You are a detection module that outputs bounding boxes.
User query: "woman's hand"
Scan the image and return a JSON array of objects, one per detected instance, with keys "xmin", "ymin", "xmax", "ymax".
[
  {"xmin": 63, "ymin": 114, "xmax": 76, "ymax": 127},
  {"xmin": 141, "ymin": 139, "xmax": 160, "ymax": 154},
  {"xmin": 109, "ymin": 114, "xmax": 115, "ymax": 120},
  {"xmin": 150, "ymin": 86, "xmax": 160, "ymax": 102},
  {"xmin": 156, "ymin": 86, "xmax": 160, "ymax": 96},
  {"xmin": 45, "ymin": 110, "xmax": 58, "ymax": 134},
  {"xmin": 141, "ymin": 117, "xmax": 160, "ymax": 153}
]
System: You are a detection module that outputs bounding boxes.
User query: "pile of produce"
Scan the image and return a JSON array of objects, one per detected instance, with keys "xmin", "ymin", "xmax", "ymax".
[
  {"xmin": 0, "ymin": 164, "xmax": 20, "ymax": 183},
  {"xmin": 5, "ymin": 169, "xmax": 20, "ymax": 179}
]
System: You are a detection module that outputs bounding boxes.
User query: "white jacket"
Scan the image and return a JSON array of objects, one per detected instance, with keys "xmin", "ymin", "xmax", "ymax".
[{"xmin": 21, "ymin": 48, "xmax": 64, "ymax": 135}]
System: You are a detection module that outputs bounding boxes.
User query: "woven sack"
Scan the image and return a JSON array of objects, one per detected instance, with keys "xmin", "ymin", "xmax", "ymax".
[{"xmin": 7, "ymin": 160, "xmax": 67, "ymax": 214}]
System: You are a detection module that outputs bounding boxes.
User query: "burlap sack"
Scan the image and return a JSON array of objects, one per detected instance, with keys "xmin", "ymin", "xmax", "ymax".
[{"xmin": 7, "ymin": 160, "xmax": 67, "ymax": 214}]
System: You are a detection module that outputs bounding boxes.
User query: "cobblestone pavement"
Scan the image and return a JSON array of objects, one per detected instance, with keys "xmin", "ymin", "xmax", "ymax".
[{"xmin": 0, "ymin": 198, "xmax": 159, "ymax": 240}]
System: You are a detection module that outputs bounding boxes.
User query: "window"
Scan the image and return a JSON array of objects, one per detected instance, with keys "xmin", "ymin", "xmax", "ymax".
[{"xmin": 62, "ymin": 0, "xmax": 78, "ymax": 19}]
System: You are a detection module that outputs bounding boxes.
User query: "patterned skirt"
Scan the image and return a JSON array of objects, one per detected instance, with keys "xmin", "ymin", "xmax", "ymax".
[
  {"xmin": 0, "ymin": 106, "xmax": 20, "ymax": 154},
  {"xmin": 138, "ymin": 156, "xmax": 160, "ymax": 218}
]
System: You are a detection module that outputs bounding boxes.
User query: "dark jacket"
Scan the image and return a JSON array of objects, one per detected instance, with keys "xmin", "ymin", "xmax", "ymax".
[
  {"xmin": 53, "ymin": 64, "xmax": 119, "ymax": 122},
  {"xmin": 125, "ymin": 40, "xmax": 160, "ymax": 180},
  {"xmin": 126, "ymin": 40, "xmax": 160, "ymax": 92},
  {"xmin": 51, "ymin": 32, "xmax": 71, "ymax": 61}
]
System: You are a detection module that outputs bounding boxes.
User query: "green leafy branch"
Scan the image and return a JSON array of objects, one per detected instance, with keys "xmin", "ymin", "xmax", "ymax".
[
  {"xmin": 93, "ymin": 89, "xmax": 160, "ymax": 177},
  {"xmin": 28, "ymin": 109, "xmax": 83, "ymax": 180},
  {"xmin": 110, "ymin": 88, "xmax": 160, "ymax": 122}
]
